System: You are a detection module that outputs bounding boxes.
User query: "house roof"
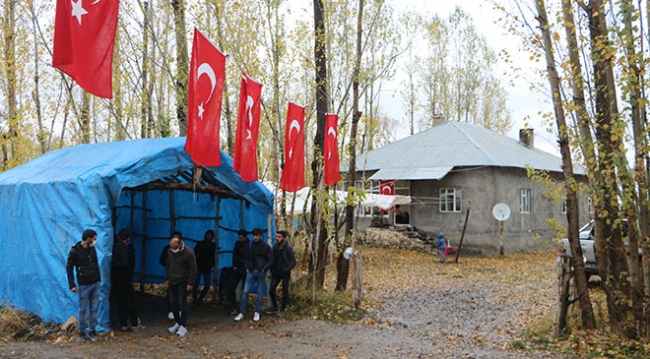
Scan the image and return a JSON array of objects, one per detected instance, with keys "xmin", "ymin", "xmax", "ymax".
[{"xmin": 358, "ymin": 121, "xmax": 579, "ymax": 180}]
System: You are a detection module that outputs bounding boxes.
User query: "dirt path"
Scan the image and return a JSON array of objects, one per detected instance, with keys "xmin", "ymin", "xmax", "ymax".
[{"xmin": 0, "ymin": 250, "xmax": 577, "ymax": 358}]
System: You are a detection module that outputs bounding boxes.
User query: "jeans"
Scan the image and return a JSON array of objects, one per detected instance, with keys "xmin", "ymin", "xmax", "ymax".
[
  {"xmin": 78, "ymin": 281, "xmax": 100, "ymax": 336},
  {"xmin": 227, "ymin": 268, "xmax": 246, "ymax": 310},
  {"xmin": 192, "ymin": 270, "xmax": 211, "ymax": 302},
  {"xmin": 169, "ymin": 283, "xmax": 188, "ymax": 327},
  {"xmin": 270, "ymin": 271, "xmax": 291, "ymax": 311},
  {"xmin": 239, "ymin": 270, "xmax": 266, "ymax": 314}
]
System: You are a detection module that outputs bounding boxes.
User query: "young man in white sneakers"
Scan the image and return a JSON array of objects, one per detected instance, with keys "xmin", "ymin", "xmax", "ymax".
[
  {"xmin": 234, "ymin": 228, "xmax": 273, "ymax": 322},
  {"xmin": 165, "ymin": 236, "xmax": 197, "ymax": 337}
]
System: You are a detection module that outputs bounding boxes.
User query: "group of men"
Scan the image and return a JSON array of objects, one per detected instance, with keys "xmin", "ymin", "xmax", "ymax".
[{"xmin": 66, "ymin": 227, "xmax": 296, "ymax": 342}]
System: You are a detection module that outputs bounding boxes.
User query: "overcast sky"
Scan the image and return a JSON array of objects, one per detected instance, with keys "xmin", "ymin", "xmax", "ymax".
[{"xmin": 383, "ymin": 0, "xmax": 558, "ymax": 154}]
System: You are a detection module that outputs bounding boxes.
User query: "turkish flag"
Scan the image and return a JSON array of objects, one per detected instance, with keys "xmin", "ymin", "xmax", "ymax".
[
  {"xmin": 379, "ymin": 180, "xmax": 394, "ymax": 196},
  {"xmin": 52, "ymin": 0, "xmax": 119, "ymax": 98},
  {"xmin": 279, "ymin": 102, "xmax": 306, "ymax": 192},
  {"xmin": 233, "ymin": 72, "xmax": 263, "ymax": 182},
  {"xmin": 380, "ymin": 180, "xmax": 395, "ymax": 210},
  {"xmin": 324, "ymin": 113, "xmax": 341, "ymax": 186},
  {"xmin": 185, "ymin": 29, "xmax": 227, "ymax": 167}
]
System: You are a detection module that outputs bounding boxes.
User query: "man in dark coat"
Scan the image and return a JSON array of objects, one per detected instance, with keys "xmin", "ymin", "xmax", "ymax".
[
  {"xmin": 192, "ymin": 229, "xmax": 216, "ymax": 305},
  {"xmin": 267, "ymin": 230, "xmax": 297, "ymax": 317},
  {"xmin": 159, "ymin": 231, "xmax": 182, "ymax": 320},
  {"xmin": 234, "ymin": 228, "xmax": 273, "ymax": 322},
  {"xmin": 226, "ymin": 229, "xmax": 250, "ymax": 315},
  {"xmin": 66, "ymin": 229, "xmax": 101, "ymax": 342},
  {"xmin": 111, "ymin": 228, "xmax": 145, "ymax": 331},
  {"xmin": 165, "ymin": 236, "xmax": 197, "ymax": 338}
]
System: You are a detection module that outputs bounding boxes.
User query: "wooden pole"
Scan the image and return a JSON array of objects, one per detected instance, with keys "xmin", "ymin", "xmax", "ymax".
[
  {"xmin": 353, "ymin": 249, "xmax": 363, "ymax": 310},
  {"xmin": 499, "ymin": 221, "xmax": 505, "ymax": 255},
  {"xmin": 212, "ymin": 197, "xmax": 221, "ymax": 302},
  {"xmin": 140, "ymin": 190, "xmax": 148, "ymax": 292},
  {"xmin": 454, "ymin": 200, "xmax": 471, "ymax": 263}
]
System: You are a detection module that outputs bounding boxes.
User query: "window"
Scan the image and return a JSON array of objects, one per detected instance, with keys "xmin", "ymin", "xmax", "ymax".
[
  {"xmin": 588, "ymin": 198, "xmax": 594, "ymax": 214},
  {"xmin": 561, "ymin": 199, "xmax": 567, "ymax": 214},
  {"xmin": 520, "ymin": 189, "xmax": 531, "ymax": 213},
  {"xmin": 439, "ymin": 188, "xmax": 462, "ymax": 213}
]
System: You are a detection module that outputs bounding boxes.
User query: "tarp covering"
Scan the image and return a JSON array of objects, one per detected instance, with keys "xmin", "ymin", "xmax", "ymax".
[
  {"xmin": 271, "ymin": 184, "xmax": 411, "ymax": 214},
  {"xmin": 0, "ymin": 137, "xmax": 275, "ymax": 330}
]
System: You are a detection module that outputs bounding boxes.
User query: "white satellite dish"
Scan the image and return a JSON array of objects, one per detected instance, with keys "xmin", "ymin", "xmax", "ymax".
[{"xmin": 492, "ymin": 203, "xmax": 511, "ymax": 221}]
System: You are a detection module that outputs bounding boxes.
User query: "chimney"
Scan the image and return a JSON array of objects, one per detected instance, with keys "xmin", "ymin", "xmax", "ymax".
[{"xmin": 519, "ymin": 128, "xmax": 534, "ymax": 148}]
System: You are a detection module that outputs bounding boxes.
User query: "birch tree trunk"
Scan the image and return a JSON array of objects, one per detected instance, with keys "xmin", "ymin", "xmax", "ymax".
[
  {"xmin": 535, "ymin": 0, "xmax": 595, "ymax": 332},
  {"xmin": 171, "ymin": 0, "xmax": 189, "ymax": 136},
  {"xmin": 337, "ymin": 0, "xmax": 364, "ymax": 291},
  {"xmin": 309, "ymin": 0, "xmax": 329, "ymax": 288}
]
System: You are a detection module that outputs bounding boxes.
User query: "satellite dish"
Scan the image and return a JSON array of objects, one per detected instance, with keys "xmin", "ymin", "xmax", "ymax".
[{"xmin": 492, "ymin": 203, "xmax": 511, "ymax": 221}]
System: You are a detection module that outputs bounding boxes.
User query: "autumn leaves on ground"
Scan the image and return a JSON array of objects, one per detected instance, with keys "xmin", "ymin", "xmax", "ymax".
[{"xmin": 0, "ymin": 247, "xmax": 633, "ymax": 358}]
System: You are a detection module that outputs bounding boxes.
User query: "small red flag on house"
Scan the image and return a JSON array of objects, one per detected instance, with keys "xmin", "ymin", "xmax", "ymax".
[
  {"xmin": 324, "ymin": 113, "xmax": 341, "ymax": 186},
  {"xmin": 185, "ymin": 28, "xmax": 227, "ymax": 167},
  {"xmin": 52, "ymin": 0, "xmax": 119, "ymax": 98},
  {"xmin": 233, "ymin": 72, "xmax": 263, "ymax": 182},
  {"xmin": 380, "ymin": 180, "xmax": 394, "ymax": 196},
  {"xmin": 380, "ymin": 180, "xmax": 395, "ymax": 210},
  {"xmin": 279, "ymin": 102, "xmax": 306, "ymax": 192}
]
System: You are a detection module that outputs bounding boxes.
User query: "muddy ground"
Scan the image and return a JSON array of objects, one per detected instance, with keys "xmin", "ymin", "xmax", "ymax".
[{"xmin": 0, "ymin": 249, "xmax": 577, "ymax": 358}]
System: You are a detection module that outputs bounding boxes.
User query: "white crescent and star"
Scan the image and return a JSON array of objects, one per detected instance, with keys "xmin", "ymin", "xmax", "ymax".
[
  {"xmin": 245, "ymin": 95, "xmax": 254, "ymax": 140},
  {"xmin": 327, "ymin": 126, "xmax": 336, "ymax": 160},
  {"xmin": 71, "ymin": 0, "xmax": 88, "ymax": 25},
  {"xmin": 288, "ymin": 119, "xmax": 301, "ymax": 159},
  {"xmin": 381, "ymin": 184, "xmax": 393, "ymax": 195},
  {"xmin": 196, "ymin": 63, "xmax": 217, "ymax": 120}
]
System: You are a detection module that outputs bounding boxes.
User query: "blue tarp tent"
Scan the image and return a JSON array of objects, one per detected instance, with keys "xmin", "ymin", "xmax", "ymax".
[{"xmin": 0, "ymin": 137, "xmax": 275, "ymax": 331}]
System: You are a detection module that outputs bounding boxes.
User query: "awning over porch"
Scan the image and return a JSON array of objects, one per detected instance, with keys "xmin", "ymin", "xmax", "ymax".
[{"xmin": 368, "ymin": 166, "xmax": 453, "ymax": 181}]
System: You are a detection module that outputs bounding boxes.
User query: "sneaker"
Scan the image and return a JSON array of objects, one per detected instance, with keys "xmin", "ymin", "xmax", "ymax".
[
  {"xmin": 278, "ymin": 310, "xmax": 286, "ymax": 317},
  {"xmin": 266, "ymin": 307, "xmax": 279, "ymax": 314},
  {"xmin": 168, "ymin": 323, "xmax": 180, "ymax": 334},
  {"xmin": 132, "ymin": 324, "xmax": 146, "ymax": 330},
  {"xmin": 230, "ymin": 308, "xmax": 239, "ymax": 316},
  {"xmin": 167, "ymin": 311, "xmax": 174, "ymax": 320},
  {"xmin": 176, "ymin": 325, "xmax": 187, "ymax": 337},
  {"xmin": 120, "ymin": 325, "xmax": 131, "ymax": 331},
  {"xmin": 253, "ymin": 312, "xmax": 260, "ymax": 322},
  {"xmin": 88, "ymin": 332, "xmax": 99, "ymax": 341},
  {"xmin": 77, "ymin": 335, "xmax": 85, "ymax": 342},
  {"xmin": 234, "ymin": 313, "xmax": 244, "ymax": 322}
]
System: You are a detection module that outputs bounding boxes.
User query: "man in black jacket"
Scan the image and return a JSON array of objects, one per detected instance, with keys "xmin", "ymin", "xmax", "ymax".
[
  {"xmin": 192, "ymin": 229, "xmax": 216, "ymax": 305},
  {"xmin": 234, "ymin": 228, "xmax": 273, "ymax": 322},
  {"xmin": 165, "ymin": 236, "xmax": 197, "ymax": 338},
  {"xmin": 226, "ymin": 229, "xmax": 249, "ymax": 315},
  {"xmin": 267, "ymin": 230, "xmax": 297, "ymax": 317},
  {"xmin": 66, "ymin": 229, "xmax": 101, "ymax": 342},
  {"xmin": 111, "ymin": 228, "xmax": 144, "ymax": 331}
]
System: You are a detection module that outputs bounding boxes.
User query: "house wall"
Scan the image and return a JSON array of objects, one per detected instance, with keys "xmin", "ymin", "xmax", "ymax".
[{"xmin": 353, "ymin": 167, "xmax": 591, "ymax": 255}]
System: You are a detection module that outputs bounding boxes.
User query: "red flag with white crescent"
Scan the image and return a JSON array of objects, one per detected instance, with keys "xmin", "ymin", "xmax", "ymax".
[
  {"xmin": 324, "ymin": 113, "xmax": 341, "ymax": 186},
  {"xmin": 380, "ymin": 180, "xmax": 395, "ymax": 210},
  {"xmin": 380, "ymin": 180, "xmax": 394, "ymax": 196},
  {"xmin": 233, "ymin": 72, "xmax": 263, "ymax": 182},
  {"xmin": 185, "ymin": 28, "xmax": 227, "ymax": 167},
  {"xmin": 52, "ymin": 0, "xmax": 119, "ymax": 98},
  {"xmin": 279, "ymin": 102, "xmax": 306, "ymax": 192}
]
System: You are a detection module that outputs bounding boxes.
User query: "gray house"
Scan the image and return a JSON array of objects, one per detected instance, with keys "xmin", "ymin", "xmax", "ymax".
[{"xmin": 354, "ymin": 121, "xmax": 590, "ymax": 254}]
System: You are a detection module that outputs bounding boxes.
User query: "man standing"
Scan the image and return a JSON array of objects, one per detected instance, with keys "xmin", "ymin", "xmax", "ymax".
[
  {"xmin": 234, "ymin": 228, "xmax": 273, "ymax": 322},
  {"xmin": 226, "ymin": 229, "xmax": 249, "ymax": 315},
  {"xmin": 192, "ymin": 229, "xmax": 216, "ymax": 305},
  {"xmin": 66, "ymin": 229, "xmax": 101, "ymax": 342},
  {"xmin": 165, "ymin": 236, "xmax": 197, "ymax": 338},
  {"xmin": 111, "ymin": 228, "xmax": 145, "ymax": 331},
  {"xmin": 268, "ymin": 230, "xmax": 296, "ymax": 317},
  {"xmin": 159, "ymin": 231, "xmax": 182, "ymax": 320}
]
